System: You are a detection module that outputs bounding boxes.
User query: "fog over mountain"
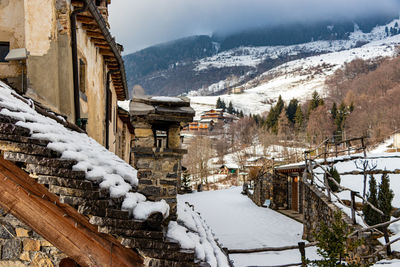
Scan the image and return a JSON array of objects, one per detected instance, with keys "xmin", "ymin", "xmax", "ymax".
[{"xmin": 109, "ymin": 0, "xmax": 400, "ymax": 54}]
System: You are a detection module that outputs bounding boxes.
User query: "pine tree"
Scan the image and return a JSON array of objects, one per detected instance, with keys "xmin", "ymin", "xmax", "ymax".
[
  {"xmin": 335, "ymin": 102, "xmax": 348, "ymax": 139},
  {"xmin": 378, "ymin": 173, "xmax": 394, "ymax": 224},
  {"xmin": 239, "ymin": 110, "xmax": 244, "ymax": 118},
  {"xmin": 327, "ymin": 167, "xmax": 341, "ymax": 192},
  {"xmin": 227, "ymin": 101, "xmax": 234, "ymax": 114},
  {"xmin": 266, "ymin": 95, "xmax": 284, "ymax": 134},
  {"xmin": 286, "ymin": 99, "xmax": 298, "ymax": 124},
  {"xmin": 331, "ymin": 102, "xmax": 337, "ymax": 120},
  {"xmin": 308, "ymin": 91, "xmax": 324, "ymax": 117},
  {"xmin": 216, "ymin": 97, "xmax": 222, "ymax": 109},
  {"xmin": 294, "ymin": 105, "xmax": 304, "ymax": 132},
  {"xmin": 221, "ymin": 100, "xmax": 226, "ymax": 111},
  {"xmin": 363, "ymin": 175, "xmax": 380, "ymax": 227}
]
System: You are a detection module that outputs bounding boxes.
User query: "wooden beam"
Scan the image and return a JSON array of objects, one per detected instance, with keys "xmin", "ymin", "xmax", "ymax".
[
  {"xmin": 71, "ymin": 0, "xmax": 84, "ymax": 7},
  {"xmin": 82, "ymin": 24, "xmax": 101, "ymax": 32},
  {"xmin": 77, "ymin": 15, "xmax": 96, "ymax": 25},
  {"xmin": 91, "ymin": 37, "xmax": 108, "ymax": 44},
  {"xmin": 0, "ymin": 158, "xmax": 144, "ymax": 267},
  {"xmin": 86, "ymin": 32, "xmax": 105, "ymax": 39},
  {"xmin": 99, "ymin": 49, "xmax": 114, "ymax": 56},
  {"xmin": 95, "ymin": 43, "xmax": 111, "ymax": 49}
]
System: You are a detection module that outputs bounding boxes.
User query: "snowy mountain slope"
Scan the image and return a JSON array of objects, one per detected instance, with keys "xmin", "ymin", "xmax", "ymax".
[
  {"xmin": 193, "ymin": 18, "xmax": 400, "ymax": 76},
  {"xmin": 189, "ymin": 33, "xmax": 400, "ymax": 117}
]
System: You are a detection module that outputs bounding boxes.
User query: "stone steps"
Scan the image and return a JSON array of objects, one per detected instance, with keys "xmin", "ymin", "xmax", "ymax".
[
  {"xmin": 0, "ymin": 140, "xmax": 59, "ymax": 158},
  {"xmin": 139, "ymin": 248, "xmax": 195, "ymax": 262},
  {"xmin": 89, "ymin": 216, "xmax": 145, "ymax": 230},
  {"xmin": 97, "ymin": 226, "xmax": 164, "ymax": 240},
  {"xmin": 25, "ymin": 164, "xmax": 85, "ymax": 179},
  {"xmin": 38, "ymin": 176, "xmax": 94, "ymax": 190},
  {"xmin": 147, "ymin": 258, "xmax": 205, "ymax": 267},
  {"xmin": 4, "ymin": 152, "xmax": 77, "ymax": 169},
  {"xmin": 121, "ymin": 238, "xmax": 181, "ymax": 251}
]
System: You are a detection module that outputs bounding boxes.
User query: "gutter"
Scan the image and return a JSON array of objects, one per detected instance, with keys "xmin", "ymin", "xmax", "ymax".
[
  {"xmin": 70, "ymin": 2, "xmax": 88, "ymax": 126},
  {"xmin": 83, "ymin": 0, "xmax": 129, "ymax": 100}
]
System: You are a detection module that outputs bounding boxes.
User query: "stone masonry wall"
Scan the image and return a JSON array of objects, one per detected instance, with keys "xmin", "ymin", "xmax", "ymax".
[
  {"xmin": 249, "ymin": 174, "xmax": 272, "ymax": 207},
  {"xmin": 302, "ymin": 181, "xmax": 378, "ymax": 265},
  {"xmin": 0, "ymin": 207, "xmax": 67, "ymax": 266},
  {"xmin": 270, "ymin": 172, "xmax": 288, "ymax": 210}
]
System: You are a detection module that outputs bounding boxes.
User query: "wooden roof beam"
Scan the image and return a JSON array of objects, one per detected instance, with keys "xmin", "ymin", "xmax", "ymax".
[{"xmin": 0, "ymin": 158, "xmax": 144, "ymax": 267}]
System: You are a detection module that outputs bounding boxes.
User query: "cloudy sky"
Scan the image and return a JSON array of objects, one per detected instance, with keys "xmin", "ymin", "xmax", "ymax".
[{"xmin": 108, "ymin": 0, "xmax": 400, "ymax": 55}]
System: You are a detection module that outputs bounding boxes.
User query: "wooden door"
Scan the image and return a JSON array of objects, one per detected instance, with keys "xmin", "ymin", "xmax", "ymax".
[{"xmin": 291, "ymin": 177, "xmax": 299, "ymax": 212}]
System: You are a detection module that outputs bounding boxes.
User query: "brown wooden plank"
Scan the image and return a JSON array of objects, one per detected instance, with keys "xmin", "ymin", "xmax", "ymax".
[
  {"xmin": 99, "ymin": 49, "xmax": 114, "ymax": 56},
  {"xmin": 0, "ymin": 158, "xmax": 143, "ymax": 267}
]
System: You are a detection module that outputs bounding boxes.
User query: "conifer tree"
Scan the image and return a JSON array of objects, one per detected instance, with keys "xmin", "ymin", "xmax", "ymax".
[
  {"xmin": 221, "ymin": 100, "xmax": 226, "ymax": 111},
  {"xmin": 308, "ymin": 91, "xmax": 324, "ymax": 115},
  {"xmin": 286, "ymin": 98, "xmax": 298, "ymax": 124},
  {"xmin": 378, "ymin": 173, "xmax": 394, "ymax": 224},
  {"xmin": 227, "ymin": 101, "xmax": 234, "ymax": 114},
  {"xmin": 331, "ymin": 102, "xmax": 337, "ymax": 120},
  {"xmin": 294, "ymin": 105, "xmax": 304, "ymax": 132},
  {"xmin": 363, "ymin": 175, "xmax": 380, "ymax": 227},
  {"xmin": 327, "ymin": 167, "xmax": 341, "ymax": 192},
  {"xmin": 216, "ymin": 97, "xmax": 222, "ymax": 109},
  {"xmin": 266, "ymin": 95, "xmax": 284, "ymax": 134},
  {"xmin": 239, "ymin": 110, "xmax": 244, "ymax": 118}
]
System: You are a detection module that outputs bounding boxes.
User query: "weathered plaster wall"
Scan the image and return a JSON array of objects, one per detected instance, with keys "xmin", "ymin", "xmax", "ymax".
[
  {"xmin": 76, "ymin": 25, "xmax": 112, "ymax": 146},
  {"xmin": 24, "ymin": 0, "xmax": 57, "ymax": 57},
  {"xmin": 24, "ymin": 0, "xmax": 75, "ymax": 121},
  {"xmin": 0, "ymin": 0, "xmax": 25, "ymax": 82}
]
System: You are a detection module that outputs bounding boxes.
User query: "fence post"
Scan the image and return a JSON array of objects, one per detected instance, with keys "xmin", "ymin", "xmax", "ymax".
[
  {"xmin": 361, "ymin": 138, "xmax": 367, "ymax": 158},
  {"xmin": 383, "ymin": 228, "xmax": 392, "ymax": 256},
  {"xmin": 347, "ymin": 140, "xmax": 351, "ymax": 156},
  {"xmin": 351, "ymin": 191, "xmax": 357, "ymax": 224},
  {"xmin": 324, "ymin": 173, "xmax": 331, "ymax": 201},
  {"xmin": 298, "ymin": 241, "xmax": 306, "ymax": 266}
]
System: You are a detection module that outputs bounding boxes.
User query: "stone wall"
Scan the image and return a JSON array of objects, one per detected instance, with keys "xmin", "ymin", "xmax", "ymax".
[
  {"xmin": 0, "ymin": 207, "xmax": 67, "ymax": 266},
  {"xmin": 248, "ymin": 174, "xmax": 272, "ymax": 207},
  {"xmin": 302, "ymin": 181, "xmax": 378, "ymax": 265},
  {"xmin": 270, "ymin": 172, "xmax": 288, "ymax": 210}
]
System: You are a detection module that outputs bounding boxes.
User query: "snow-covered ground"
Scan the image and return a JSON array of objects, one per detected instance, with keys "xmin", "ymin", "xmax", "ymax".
[{"xmin": 179, "ymin": 187, "xmax": 320, "ymax": 266}]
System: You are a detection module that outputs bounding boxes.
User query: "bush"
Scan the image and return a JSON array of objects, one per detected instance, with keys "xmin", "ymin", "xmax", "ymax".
[{"xmin": 327, "ymin": 167, "xmax": 341, "ymax": 192}]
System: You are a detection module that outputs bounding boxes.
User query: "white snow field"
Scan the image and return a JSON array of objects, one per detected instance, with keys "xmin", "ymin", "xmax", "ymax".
[{"xmin": 179, "ymin": 187, "xmax": 320, "ymax": 266}]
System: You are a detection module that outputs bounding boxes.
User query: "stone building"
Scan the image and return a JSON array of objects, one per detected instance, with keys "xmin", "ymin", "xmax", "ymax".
[
  {"xmin": 0, "ymin": 0, "xmax": 127, "ymax": 152},
  {"xmin": 129, "ymin": 97, "xmax": 195, "ymax": 220}
]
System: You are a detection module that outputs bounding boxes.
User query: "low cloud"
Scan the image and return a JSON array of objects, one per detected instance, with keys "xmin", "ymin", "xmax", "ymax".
[{"xmin": 109, "ymin": 0, "xmax": 400, "ymax": 54}]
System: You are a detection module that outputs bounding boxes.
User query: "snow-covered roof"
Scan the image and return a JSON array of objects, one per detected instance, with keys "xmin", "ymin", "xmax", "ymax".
[
  {"xmin": 150, "ymin": 96, "xmax": 183, "ymax": 102},
  {"xmin": 117, "ymin": 100, "xmax": 130, "ymax": 112},
  {"xmin": 0, "ymin": 81, "xmax": 169, "ymax": 221},
  {"xmin": 167, "ymin": 202, "xmax": 230, "ymax": 267}
]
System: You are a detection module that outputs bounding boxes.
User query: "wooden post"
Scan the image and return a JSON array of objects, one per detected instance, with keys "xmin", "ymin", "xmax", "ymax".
[
  {"xmin": 361, "ymin": 138, "xmax": 367, "ymax": 158},
  {"xmin": 383, "ymin": 227, "xmax": 392, "ymax": 256},
  {"xmin": 324, "ymin": 142, "xmax": 328, "ymax": 164},
  {"xmin": 335, "ymin": 142, "xmax": 338, "ymax": 157},
  {"xmin": 351, "ymin": 191, "xmax": 357, "ymax": 224},
  {"xmin": 324, "ymin": 173, "xmax": 331, "ymax": 201},
  {"xmin": 298, "ymin": 241, "xmax": 306, "ymax": 266},
  {"xmin": 347, "ymin": 140, "xmax": 351, "ymax": 156}
]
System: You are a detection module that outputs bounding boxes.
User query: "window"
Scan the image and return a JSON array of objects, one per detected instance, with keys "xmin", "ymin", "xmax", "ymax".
[
  {"xmin": 0, "ymin": 42, "xmax": 10, "ymax": 62},
  {"xmin": 79, "ymin": 59, "xmax": 86, "ymax": 94}
]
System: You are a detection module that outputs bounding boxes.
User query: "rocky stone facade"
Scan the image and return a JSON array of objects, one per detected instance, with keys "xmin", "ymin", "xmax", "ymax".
[
  {"xmin": 0, "ymin": 208, "xmax": 66, "ymax": 266},
  {"xmin": 248, "ymin": 173, "xmax": 272, "ymax": 207},
  {"xmin": 130, "ymin": 97, "xmax": 195, "ymax": 221},
  {"xmin": 0, "ymin": 98, "xmax": 207, "ymax": 266},
  {"xmin": 302, "ymin": 181, "xmax": 379, "ymax": 265}
]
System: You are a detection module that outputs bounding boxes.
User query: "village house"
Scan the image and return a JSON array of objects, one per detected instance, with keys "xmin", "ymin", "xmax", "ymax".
[
  {"xmin": 0, "ymin": 1, "xmax": 230, "ymax": 266},
  {"xmin": 0, "ymin": 0, "xmax": 127, "ymax": 154}
]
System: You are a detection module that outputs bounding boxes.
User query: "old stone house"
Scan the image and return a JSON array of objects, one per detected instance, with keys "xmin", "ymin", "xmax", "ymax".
[{"xmin": 0, "ymin": 0, "xmax": 127, "ymax": 153}]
